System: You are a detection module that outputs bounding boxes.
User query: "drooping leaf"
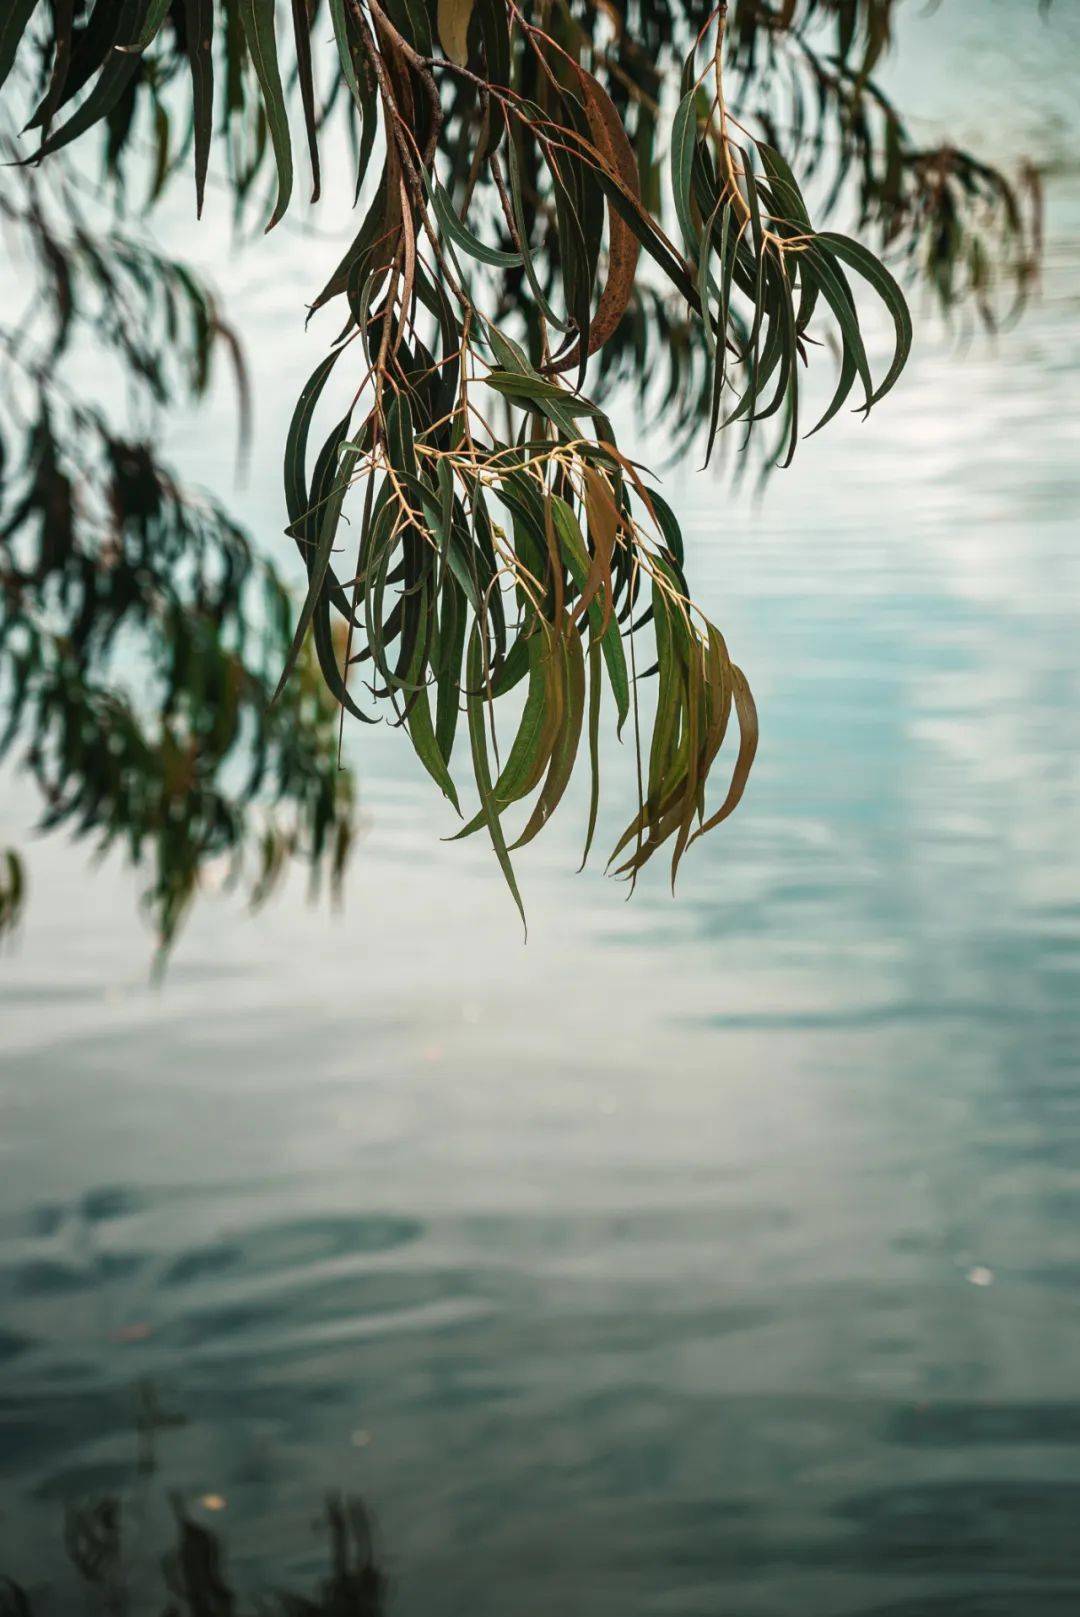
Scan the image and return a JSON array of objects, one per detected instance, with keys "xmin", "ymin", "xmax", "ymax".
[
  {"xmin": 238, "ymin": 0, "xmax": 294, "ymax": 231},
  {"xmin": 511, "ymin": 624, "xmax": 585, "ymax": 849},
  {"xmin": 30, "ymin": 0, "xmax": 74, "ymax": 137},
  {"xmin": 29, "ymin": 0, "xmax": 144, "ymax": 161},
  {"xmin": 548, "ymin": 65, "xmax": 642, "ymax": 377},
  {"xmin": 403, "ymin": 586, "xmax": 461, "ymax": 811},
  {"xmin": 120, "ymin": 0, "xmax": 173, "ymax": 55},
  {"xmin": 183, "ymin": 0, "xmax": 214, "ymax": 217},
  {"xmin": 436, "ymin": 0, "xmax": 474, "ymax": 67},
  {"xmin": 0, "ymin": 0, "xmax": 38, "ymax": 94},
  {"xmin": 273, "ymin": 438, "xmax": 361, "ymax": 703},
  {"xmin": 430, "ymin": 177, "xmax": 522, "ymax": 269},
  {"xmin": 817, "ymin": 231, "xmax": 913, "ymax": 404},
  {"xmin": 291, "ymin": 0, "xmax": 321, "ymax": 203},
  {"xmin": 465, "ymin": 625, "xmax": 526, "ymax": 934}
]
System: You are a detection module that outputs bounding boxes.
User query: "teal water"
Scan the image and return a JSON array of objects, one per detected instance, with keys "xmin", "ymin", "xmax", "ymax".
[{"xmin": 2, "ymin": 4, "xmax": 1079, "ymax": 1611}]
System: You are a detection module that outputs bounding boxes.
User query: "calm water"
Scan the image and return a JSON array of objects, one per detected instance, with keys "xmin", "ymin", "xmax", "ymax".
[{"xmin": 2, "ymin": 5, "xmax": 1079, "ymax": 1612}]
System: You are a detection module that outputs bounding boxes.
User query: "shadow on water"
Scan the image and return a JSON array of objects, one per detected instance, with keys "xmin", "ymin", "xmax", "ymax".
[
  {"xmin": 4, "ymin": 1470, "xmax": 1080, "ymax": 1616},
  {"xmin": 2, "ymin": 1162, "xmax": 1080, "ymax": 1615},
  {"xmin": 3, "ymin": 1256, "xmax": 1080, "ymax": 1617},
  {"xmin": 1, "ymin": 1493, "xmax": 385, "ymax": 1617}
]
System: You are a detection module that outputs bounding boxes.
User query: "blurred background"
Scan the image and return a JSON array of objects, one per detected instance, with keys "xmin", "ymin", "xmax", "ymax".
[{"xmin": 2, "ymin": 1, "xmax": 1079, "ymax": 1611}]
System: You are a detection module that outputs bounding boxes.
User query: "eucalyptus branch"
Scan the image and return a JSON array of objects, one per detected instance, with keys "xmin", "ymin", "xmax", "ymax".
[{"xmin": 0, "ymin": 0, "xmax": 1042, "ymax": 925}]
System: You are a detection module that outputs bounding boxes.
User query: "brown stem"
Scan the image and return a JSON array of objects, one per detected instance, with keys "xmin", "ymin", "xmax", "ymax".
[{"xmin": 364, "ymin": 0, "xmax": 443, "ymax": 168}]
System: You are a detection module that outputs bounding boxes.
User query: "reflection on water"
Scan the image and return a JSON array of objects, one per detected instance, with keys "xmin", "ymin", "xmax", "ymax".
[
  {"xmin": 3, "ymin": 1492, "xmax": 385, "ymax": 1615},
  {"xmin": 2, "ymin": 2, "xmax": 1080, "ymax": 1613}
]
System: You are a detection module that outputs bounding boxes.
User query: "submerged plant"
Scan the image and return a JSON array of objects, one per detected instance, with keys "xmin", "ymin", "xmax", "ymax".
[{"xmin": 0, "ymin": 1, "xmax": 1042, "ymax": 926}]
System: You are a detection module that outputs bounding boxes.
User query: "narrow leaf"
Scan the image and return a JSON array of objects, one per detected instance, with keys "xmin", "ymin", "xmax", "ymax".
[{"xmin": 238, "ymin": 0, "xmax": 293, "ymax": 231}]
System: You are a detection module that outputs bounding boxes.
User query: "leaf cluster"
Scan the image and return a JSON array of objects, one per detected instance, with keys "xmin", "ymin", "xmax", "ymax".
[
  {"xmin": 0, "ymin": 0, "xmax": 1044, "ymax": 920},
  {"xmin": 0, "ymin": 160, "xmax": 354, "ymax": 952}
]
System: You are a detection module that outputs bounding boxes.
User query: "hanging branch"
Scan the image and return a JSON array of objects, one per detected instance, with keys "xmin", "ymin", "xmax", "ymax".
[{"xmin": 0, "ymin": 0, "xmax": 1043, "ymax": 923}]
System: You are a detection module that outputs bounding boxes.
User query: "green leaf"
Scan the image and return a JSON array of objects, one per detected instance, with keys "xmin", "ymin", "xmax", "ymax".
[
  {"xmin": 817, "ymin": 231, "xmax": 913, "ymax": 404},
  {"xmin": 551, "ymin": 497, "xmax": 630, "ymax": 736},
  {"xmin": 284, "ymin": 350, "xmax": 343, "ymax": 531},
  {"xmin": 385, "ymin": 392, "xmax": 417, "ymax": 481},
  {"xmin": 506, "ymin": 131, "xmax": 572, "ymax": 332},
  {"xmin": 183, "ymin": 0, "xmax": 214, "ymax": 218},
  {"xmin": 697, "ymin": 196, "xmax": 724, "ymax": 360},
  {"xmin": 551, "ymin": 165, "xmax": 592, "ymax": 386},
  {"xmin": 120, "ymin": 0, "xmax": 173, "ymax": 54},
  {"xmin": 802, "ymin": 242, "xmax": 875, "ymax": 421},
  {"xmin": 431, "ymin": 177, "xmax": 522, "ymax": 268},
  {"xmin": 481, "ymin": 325, "xmax": 583, "ymax": 438},
  {"xmin": 273, "ymin": 438, "xmax": 361, "ymax": 703},
  {"xmin": 511, "ymin": 626, "xmax": 585, "ymax": 849},
  {"xmin": 291, "ymin": 0, "xmax": 321, "ymax": 204},
  {"xmin": 579, "ymin": 635, "xmax": 602, "ymax": 870},
  {"xmin": 29, "ymin": 0, "xmax": 143, "ymax": 161},
  {"xmin": 757, "ymin": 141, "xmax": 813, "ymax": 232},
  {"xmin": 435, "ymin": 573, "xmax": 466, "ymax": 764},
  {"xmin": 309, "ymin": 176, "xmax": 391, "ymax": 314},
  {"xmin": 32, "ymin": 0, "xmax": 75, "ymax": 139},
  {"xmin": 484, "ymin": 370, "xmax": 601, "ymax": 415},
  {"xmin": 0, "ymin": 0, "xmax": 39, "ymax": 93},
  {"xmin": 474, "ymin": 0, "xmax": 508, "ymax": 153},
  {"xmin": 387, "ymin": 0, "xmax": 432, "ymax": 55},
  {"xmin": 590, "ymin": 162, "xmax": 700, "ymax": 311},
  {"xmin": 403, "ymin": 588, "xmax": 461, "ymax": 811},
  {"xmin": 238, "ymin": 0, "xmax": 293, "ymax": 231},
  {"xmin": 328, "ymin": 0, "xmax": 363, "ymax": 109},
  {"xmin": 282, "ymin": 350, "xmax": 362, "ymax": 626},
  {"xmin": 646, "ymin": 582, "xmax": 682, "ymax": 823},
  {"xmin": 689, "ymin": 666, "xmax": 759, "ymax": 841},
  {"xmin": 451, "ymin": 625, "xmax": 555, "ymax": 839},
  {"xmin": 466, "ymin": 626, "xmax": 527, "ymax": 933},
  {"xmin": 772, "ymin": 257, "xmax": 800, "ymax": 467},
  {"xmin": 23, "ymin": 0, "xmax": 125, "ymax": 132},
  {"xmin": 671, "ymin": 89, "xmax": 700, "ymax": 258}
]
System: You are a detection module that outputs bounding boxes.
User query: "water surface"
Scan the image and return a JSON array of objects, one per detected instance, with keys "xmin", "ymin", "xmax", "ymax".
[{"xmin": 1, "ymin": 4, "xmax": 1079, "ymax": 1612}]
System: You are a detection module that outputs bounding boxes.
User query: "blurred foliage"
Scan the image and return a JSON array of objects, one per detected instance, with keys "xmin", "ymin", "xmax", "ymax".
[
  {"xmin": 0, "ymin": 0, "xmax": 1043, "ymax": 922},
  {"xmin": 0, "ymin": 153, "xmax": 355, "ymax": 954}
]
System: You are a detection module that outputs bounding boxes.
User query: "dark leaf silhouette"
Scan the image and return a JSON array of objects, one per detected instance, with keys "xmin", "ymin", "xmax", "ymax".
[{"xmin": 0, "ymin": 154, "xmax": 355, "ymax": 954}]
